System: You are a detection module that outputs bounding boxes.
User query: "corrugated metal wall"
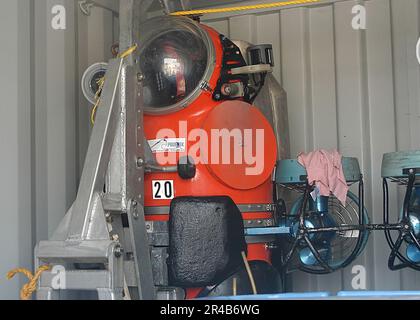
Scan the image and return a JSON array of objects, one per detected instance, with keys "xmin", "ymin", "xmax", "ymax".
[
  {"xmin": 32, "ymin": 0, "xmax": 116, "ymax": 252},
  {"xmin": 204, "ymin": 0, "xmax": 420, "ymax": 291},
  {"xmin": 0, "ymin": 0, "xmax": 116, "ymax": 299},
  {"xmin": 0, "ymin": 0, "xmax": 33, "ymax": 300}
]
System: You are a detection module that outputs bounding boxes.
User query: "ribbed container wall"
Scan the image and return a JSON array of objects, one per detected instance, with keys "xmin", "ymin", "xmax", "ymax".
[
  {"xmin": 203, "ymin": 0, "xmax": 420, "ymax": 292},
  {"xmin": 0, "ymin": 0, "xmax": 117, "ymax": 299}
]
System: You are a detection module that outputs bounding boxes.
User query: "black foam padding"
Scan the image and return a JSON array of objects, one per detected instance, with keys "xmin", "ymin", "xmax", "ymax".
[{"xmin": 168, "ymin": 196, "xmax": 247, "ymax": 287}]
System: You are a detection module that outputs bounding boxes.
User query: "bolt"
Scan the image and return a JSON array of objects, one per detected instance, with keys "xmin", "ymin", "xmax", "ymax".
[
  {"xmin": 137, "ymin": 158, "xmax": 144, "ymax": 167},
  {"xmin": 221, "ymin": 84, "xmax": 233, "ymax": 96},
  {"xmin": 105, "ymin": 214, "xmax": 113, "ymax": 223},
  {"xmin": 114, "ymin": 245, "xmax": 124, "ymax": 258},
  {"xmin": 137, "ymin": 73, "xmax": 144, "ymax": 82},
  {"xmin": 131, "ymin": 200, "xmax": 139, "ymax": 219}
]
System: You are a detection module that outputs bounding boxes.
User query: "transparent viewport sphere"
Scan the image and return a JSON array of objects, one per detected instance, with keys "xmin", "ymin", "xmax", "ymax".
[{"xmin": 140, "ymin": 29, "xmax": 209, "ymax": 110}]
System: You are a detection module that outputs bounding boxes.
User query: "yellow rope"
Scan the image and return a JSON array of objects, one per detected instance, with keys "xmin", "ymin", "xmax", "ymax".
[
  {"xmin": 170, "ymin": 0, "xmax": 320, "ymax": 16},
  {"xmin": 241, "ymin": 251, "xmax": 258, "ymax": 295},
  {"xmin": 118, "ymin": 43, "xmax": 138, "ymax": 59},
  {"xmin": 7, "ymin": 265, "xmax": 51, "ymax": 300},
  {"xmin": 91, "ymin": 76, "xmax": 105, "ymax": 125},
  {"xmin": 91, "ymin": 44, "xmax": 138, "ymax": 125}
]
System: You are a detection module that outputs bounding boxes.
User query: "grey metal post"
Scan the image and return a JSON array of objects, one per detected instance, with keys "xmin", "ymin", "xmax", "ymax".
[{"xmin": 35, "ymin": 0, "xmax": 155, "ymax": 300}]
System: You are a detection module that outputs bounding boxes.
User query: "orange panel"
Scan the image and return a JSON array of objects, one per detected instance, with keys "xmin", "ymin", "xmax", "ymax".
[{"xmin": 202, "ymin": 100, "xmax": 278, "ymax": 190}]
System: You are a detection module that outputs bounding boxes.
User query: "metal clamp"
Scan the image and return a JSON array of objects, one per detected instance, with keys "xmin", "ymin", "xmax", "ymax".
[{"xmin": 79, "ymin": 0, "xmax": 119, "ymax": 16}]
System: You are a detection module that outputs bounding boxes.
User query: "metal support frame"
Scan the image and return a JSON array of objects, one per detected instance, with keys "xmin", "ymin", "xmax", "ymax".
[
  {"xmin": 277, "ymin": 170, "xmax": 420, "ymax": 274},
  {"xmin": 383, "ymin": 170, "xmax": 420, "ymax": 271},
  {"xmin": 279, "ymin": 177, "xmax": 369, "ymax": 275},
  {"xmin": 35, "ymin": 0, "xmax": 155, "ymax": 300}
]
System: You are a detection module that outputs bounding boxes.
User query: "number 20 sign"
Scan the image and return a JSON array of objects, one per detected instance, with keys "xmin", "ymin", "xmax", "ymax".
[{"xmin": 152, "ymin": 180, "xmax": 175, "ymax": 200}]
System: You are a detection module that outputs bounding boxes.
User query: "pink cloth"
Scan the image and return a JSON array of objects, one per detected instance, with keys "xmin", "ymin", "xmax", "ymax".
[{"xmin": 297, "ymin": 150, "xmax": 348, "ymax": 206}]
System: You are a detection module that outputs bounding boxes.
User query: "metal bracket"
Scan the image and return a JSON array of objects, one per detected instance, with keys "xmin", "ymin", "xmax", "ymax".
[
  {"xmin": 79, "ymin": 0, "xmax": 119, "ymax": 16},
  {"xmin": 159, "ymin": 0, "xmax": 192, "ymax": 14}
]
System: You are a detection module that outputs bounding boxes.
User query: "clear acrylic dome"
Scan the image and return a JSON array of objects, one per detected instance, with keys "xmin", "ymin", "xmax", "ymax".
[{"xmin": 138, "ymin": 16, "xmax": 215, "ymax": 114}]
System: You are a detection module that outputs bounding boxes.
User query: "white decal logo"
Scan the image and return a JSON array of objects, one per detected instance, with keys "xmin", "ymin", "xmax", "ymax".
[
  {"xmin": 351, "ymin": 265, "xmax": 367, "ymax": 290},
  {"xmin": 51, "ymin": 5, "xmax": 66, "ymax": 30},
  {"xmin": 352, "ymin": 5, "xmax": 366, "ymax": 30}
]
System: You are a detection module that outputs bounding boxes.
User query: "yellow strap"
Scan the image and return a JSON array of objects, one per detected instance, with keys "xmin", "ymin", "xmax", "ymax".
[
  {"xmin": 170, "ymin": 0, "xmax": 320, "ymax": 16},
  {"xmin": 91, "ymin": 76, "xmax": 106, "ymax": 125},
  {"xmin": 7, "ymin": 265, "xmax": 52, "ymax": 300},
  {"xmin": 118, "ymin": 43, "xmax": 138, "ymax": 59},
  {"xmin": 91, "ymin": 96, "xmax": 101, "ymax": 125},
  {"xmin": 91, "ymin": 44, "xmax": 138, "ymax": 125}
]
